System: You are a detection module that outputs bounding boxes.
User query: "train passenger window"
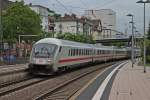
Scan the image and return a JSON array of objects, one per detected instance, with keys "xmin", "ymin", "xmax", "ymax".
[
  {"xmin": 75, "ymin": 49, "xmax": 77, "ymax": 56},
  {"xmin": 83, "ymin": 49, "xmax": 85, "ymax": 55},
  {"xmin": 73, "ymin": 49, "xmax": 75, "ymax": 56},
  {"xmin": 68, "ymin": 49, "xmax": 70, "ymax": 56},
  {"xmin": 76, "ymin": 49, "xmax": 77, "ymax": 56},
  {"xmin": 59, "ymin": 46, "xmax": 62, "ymax": 52},
  {"xmin": 70, "ymin": 49, "xmax": 72, "ymax": 56},
  {"xmin": 79, "ymin": 49, "xmax": 81, "ymax": 55}
]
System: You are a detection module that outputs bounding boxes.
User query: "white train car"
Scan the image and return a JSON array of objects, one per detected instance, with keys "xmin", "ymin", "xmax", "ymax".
[
  {"xmin": 28, "ymin": 38, "xmax": 131, "ymax": 75},
  {"xmin": 93, "ymin": 45, "xmax": 114, "ymax": 62},
  {"xmin": 29, "ymin": 38, "xmax": 94, "ymax": 74}
]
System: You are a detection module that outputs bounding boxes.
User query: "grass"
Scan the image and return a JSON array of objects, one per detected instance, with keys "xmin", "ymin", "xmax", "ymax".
[
  {"xmin": 146, "ymin": 63, "xmax": 150, "ymax": 67},
  {"xmin": 137, "ymin": 61, "xmax": 150, "ymax": 67}
]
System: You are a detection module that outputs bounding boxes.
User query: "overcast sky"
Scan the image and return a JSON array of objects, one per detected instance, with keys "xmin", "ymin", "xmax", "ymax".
[{"xmin": 12, "ymin": 0, "xmax": 150, "ymax": 34}]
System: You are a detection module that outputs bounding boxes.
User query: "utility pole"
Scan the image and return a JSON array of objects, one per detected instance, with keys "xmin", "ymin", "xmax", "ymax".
[
  {"xmin": 137, "ymin": 0, "xmax": 150, "ymax": 73},
  {"xmin": 127, "ymin": 14, "xmax": 134, "ymax": 68}
]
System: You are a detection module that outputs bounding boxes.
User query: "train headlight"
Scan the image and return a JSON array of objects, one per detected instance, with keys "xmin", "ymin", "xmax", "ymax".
[{"xmin": 47, "ymin": 59, "xmax": 51, "ymax": 62}]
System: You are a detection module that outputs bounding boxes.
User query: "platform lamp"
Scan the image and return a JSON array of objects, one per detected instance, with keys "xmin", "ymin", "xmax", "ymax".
[
  {"xmin": 136, "ymin": 0, "xmax": 150, "ymax": 73},
  {"xmin": 127, "ymin": 14, "xmax": 134, "ymax": 68}
]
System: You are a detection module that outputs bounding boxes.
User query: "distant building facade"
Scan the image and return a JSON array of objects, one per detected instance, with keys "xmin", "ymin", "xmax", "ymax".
[
  {"xmin": 84, "ymin": 9, "xmax": 116, "ymax": 40},
  {"xmin": 54, "ymin": 14, "xmax": 93, "ymax": 35},
  {"xmin": 1, "ymin": 0, "xmax": 13, "ymax": 10},
  {"xmin": 29, "ymin": 4, "xmax": 50, "ymax": 32}
]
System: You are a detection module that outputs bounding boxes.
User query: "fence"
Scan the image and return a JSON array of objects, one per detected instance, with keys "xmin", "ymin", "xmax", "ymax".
[{"xmin": 0, "ymin": 42, "xmax": 33, "ymax": 65}]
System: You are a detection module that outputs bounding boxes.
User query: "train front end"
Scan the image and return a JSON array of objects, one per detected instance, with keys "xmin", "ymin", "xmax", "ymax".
[{"xmin": 28, "ymin": 43, "xmax": 57, "ymax": 75}]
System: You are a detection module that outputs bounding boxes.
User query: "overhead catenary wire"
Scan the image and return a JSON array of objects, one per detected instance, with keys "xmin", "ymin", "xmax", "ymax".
[{"xmin": 54, "ymin": 0, "xmax": 73, "ymax": 14}]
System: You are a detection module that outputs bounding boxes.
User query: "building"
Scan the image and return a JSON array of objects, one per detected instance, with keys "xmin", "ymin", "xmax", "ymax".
[
  {"xmin": 54, "ymin": 14, "xmax": 93, "ymax": 36},
  {"xmin": 1, "ymin": 0, "xmax": 13, "ymax": 10},
  {"xmin": 29, "ymin": 4, "xmax": 51, "ymax": 32},
  {"xmin": 55, "ymin": 14, "xmax": 88, "ymax": 35},
  {"xmin": 84, "ymin": 9, "xmax": 116, "ymax": 40}
]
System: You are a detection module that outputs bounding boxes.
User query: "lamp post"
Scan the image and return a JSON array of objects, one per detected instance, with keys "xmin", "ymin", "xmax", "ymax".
[
  {"xmin": 127, "ymin": 14, "xmax": 134, "ymax": 68},
  {"xmin": 137, "ymin": 0, "xmax": 150, "ymax": 73}
]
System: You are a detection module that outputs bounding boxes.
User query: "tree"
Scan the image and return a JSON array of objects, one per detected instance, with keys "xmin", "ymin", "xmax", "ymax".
[
  {"xmin": 2, "ymin": 1, "xmax": 42, "ymax": 42},
  {"xmin": 146, "ymin": 23, "xmax": 150, "ymax": 63}
]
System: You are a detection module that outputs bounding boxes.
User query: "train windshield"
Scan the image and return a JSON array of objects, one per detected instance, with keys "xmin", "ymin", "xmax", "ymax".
[{"xmin": 33, "ymin": 43, "xmax": 57, "ymax": 58}]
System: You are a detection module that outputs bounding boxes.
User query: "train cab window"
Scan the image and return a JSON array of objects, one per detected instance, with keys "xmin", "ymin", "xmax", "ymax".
[{"xmin": 33, "ymin": 44, "xmax": 57, "ymax": 58}]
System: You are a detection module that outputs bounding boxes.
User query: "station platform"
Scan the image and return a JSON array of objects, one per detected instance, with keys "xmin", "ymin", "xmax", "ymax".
[
  {"xmin": 109, "ymin": 61, "xmax": 150, "ymax": 100},
  {"xmin": 70, "ymin": 60, "xmax": 150, "ymax": 100}
]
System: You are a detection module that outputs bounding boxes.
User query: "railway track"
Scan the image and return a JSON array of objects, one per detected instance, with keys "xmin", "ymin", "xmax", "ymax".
[
  {"xmin": 0, "ymin": 77, "xmax": 49, "ymax": 97},
  {"xmin": 0, "ymin": 62, "xmax": 118, "ymax": 100},
  {"xmin": 0, "ymin": 65, "xmax": 30, "ymax": 90},
  {"xmin": 0, "ymin": 64, "xmax": 27, "ymax": 69},
  {"xmin": 35, "ymin": 62, "xmax": 117, "ymax": 100}
]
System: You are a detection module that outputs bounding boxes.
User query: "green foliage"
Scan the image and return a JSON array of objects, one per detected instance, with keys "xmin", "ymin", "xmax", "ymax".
[
  {"xmin": 106, "ymin": 42, "xmax": 127, "ymax": 47},
  {"xmin": 146, "ymin": 23, "xmax": 150, "ymax": 63},
  {"xmin": 147, "ymin": 23, "xmax": 150, "ymax": 40},
  {"xmin": 56, "ymin": 32, "xmax": 95, "ymax": 44},
  {"xmin": 2, "ymin": 1, "xmax": 42, "ymax": 42}
]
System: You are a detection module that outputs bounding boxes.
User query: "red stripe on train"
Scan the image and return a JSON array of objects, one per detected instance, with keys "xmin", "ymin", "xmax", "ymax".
[
  {"xmin": 58, "ymin": 54, "xmax": 125, "ymax": 63},
  {"xmin": 59, "ymin": 57, "xmax": 92, "ymax": 63}
]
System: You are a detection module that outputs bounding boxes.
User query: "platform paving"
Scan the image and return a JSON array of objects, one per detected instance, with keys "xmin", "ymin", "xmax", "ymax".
[{"xmin": 109, "ymin": 60, "xmax": 150, "ymax": 100}]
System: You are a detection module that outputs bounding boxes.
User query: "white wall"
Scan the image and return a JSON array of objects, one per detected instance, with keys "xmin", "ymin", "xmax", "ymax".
[
  {"xmin": 54, "ymin": 21, "xmax": 83, "ymax": 34},
  {"xmin": 85, "ymin": 9, "xmax": 116, "ymax": 30},
  {"xmin": 30, "ymin": 6, "xmax": 49, "ymax": 32},
  {"xmin": 85, "ymin": 9, "xmax": 116, "ymax": 39}
]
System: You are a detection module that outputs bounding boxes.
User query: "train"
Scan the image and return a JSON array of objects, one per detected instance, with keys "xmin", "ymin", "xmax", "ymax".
[{"xmin": 28, "ymin": 38, "xmax": 141, "ymax": 75}]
